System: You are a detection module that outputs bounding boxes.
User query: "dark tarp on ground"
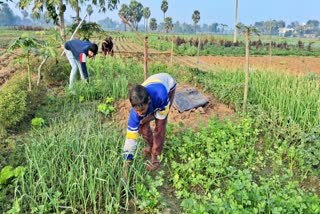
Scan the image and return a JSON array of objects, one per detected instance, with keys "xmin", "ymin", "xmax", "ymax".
[{"xmin": 173, "ymin": 88, "xmax": 209, "ymax": 112}]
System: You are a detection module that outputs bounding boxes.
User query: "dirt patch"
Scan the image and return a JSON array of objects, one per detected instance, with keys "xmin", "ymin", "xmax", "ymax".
[
  {"xmin": 114, "ymin": 83, "xmax": 235, "ymax": 130},
  {"xmin": 199, "ymin": 55, "xmax": 320, "ymax": 75},
  {"xmin": 301, "ymin": 175, "xmax": 320, "ymax": 195},
  {"xmin": 0, "ymin": 49, "xmax": 24, "ymax": 88}
]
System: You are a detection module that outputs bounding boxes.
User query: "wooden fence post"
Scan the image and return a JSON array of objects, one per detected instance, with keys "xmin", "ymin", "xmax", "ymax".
[
  {"xmin": 197, "ymin": 34, "xmax": 201, "ymax": 64},
  {"xmin": 243, "ymin": 29, "xmax": 250, "ymax": 112},
  {"xmin": 171, "ymin": 38, "xmax": 174, "ymax": 64},
  {"xmin": 269, "ymin": 20, "xmax": 273, "ymax": 67},
  {"xmin": 144, "ymin": 36, "xmax": 148, "ymax": 80}
]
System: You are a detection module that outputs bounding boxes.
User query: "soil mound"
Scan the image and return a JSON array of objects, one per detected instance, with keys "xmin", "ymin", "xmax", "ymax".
[{"xmin": 114, "ymin": 83, "xmax": 235, "ymax": 130}]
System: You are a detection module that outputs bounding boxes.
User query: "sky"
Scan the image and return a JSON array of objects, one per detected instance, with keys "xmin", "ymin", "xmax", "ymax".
[{"xmin": 7, "ymin": 0, "xmax": 320, "ymax": 29}]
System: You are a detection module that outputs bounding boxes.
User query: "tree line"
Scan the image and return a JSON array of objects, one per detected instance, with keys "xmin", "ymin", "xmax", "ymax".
[{"xmin": 1, "ymin": 0, "xmax": 320, "ymax": 38}]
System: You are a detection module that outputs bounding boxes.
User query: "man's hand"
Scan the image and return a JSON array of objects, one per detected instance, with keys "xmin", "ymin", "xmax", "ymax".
[{"xmin": 140, "ymin": 113, "xmax": 155, "ymax": 124}]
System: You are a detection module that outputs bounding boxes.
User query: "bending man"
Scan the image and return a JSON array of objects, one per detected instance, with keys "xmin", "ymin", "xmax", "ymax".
[
  {"xmin": 124, "ymin": 73, "xmax": 176, "ymax": 171},
  {"xmin": 64, "ymin": 39, "xmax": 98, "ymax": 88}
]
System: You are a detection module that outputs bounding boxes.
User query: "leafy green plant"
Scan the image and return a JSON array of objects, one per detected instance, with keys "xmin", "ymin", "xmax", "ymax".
[
  {"xmin": 97, "ymin": 97, "xmax": 116, "ymax": 116},
  {"xmin": 69, "ymin": 21, "xmax": 103, "ymax": 40},
  {"xmin": 0, "ymin": 166, "xmax": 25, "ymax": 189},
  {"xmin": 0, "ymin": 166, "xmax": 25, "ymax": 213},
  {"xmin": 136, "ymin": 171, "xmax": 165, "ymax": 212},
  {"xmin": 6, "ymin": 35, "xmax": 41, "ymax": 91},
  {"xmin": 166, "ymin": 116, "xmax": 320, "ymax": 213},
  {"xmin": 31, "ymin": 117, "xmax": 45, "ymax": 128}
]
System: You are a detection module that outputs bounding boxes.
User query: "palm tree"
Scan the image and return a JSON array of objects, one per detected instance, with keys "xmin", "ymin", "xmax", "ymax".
[
  {"xmin": 119, "ymin": 4, "xmax": 129, "ymax": 31},
  {"xmin": 128, "ymin": 0, "xmax": 143, "ymax": 30},
  {"xmin": 143, "ymin": 7, "xmax": 151, "ymax": 32},
  {"xmin": 192, "ymin": 10, "xmax": 200, "ymax": 33},
  {"xmin": 149, "ymin": 18, "xmax": 157, "ymax": 31},
  {"xmin": 233, "ymin": 0, "xmax": 238, "ymax": 43},
  {"xmin": 86, "ymin": 4, "xmax": 93, "ymax": 22},
  {"xmin": 69, "ymin": 0, "xmax": 84, "ymax": 24},
  {"xmin": 161, "ymin": 0, "xmax": 168, "ymax": 25},
  {"xmin": 164, "ymin": 16, "xmax": 173, "ymax": 33}
]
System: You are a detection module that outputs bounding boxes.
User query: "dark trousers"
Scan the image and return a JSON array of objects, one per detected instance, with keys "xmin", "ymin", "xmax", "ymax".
[{"xmin": 139, "ymin": 89, "xmax": 175, "ymax": 156}]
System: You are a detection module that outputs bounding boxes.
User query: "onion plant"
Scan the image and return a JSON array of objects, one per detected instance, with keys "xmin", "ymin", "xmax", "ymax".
[{"xmin": 11, "ymin": 101, "xmax": 148, "ymax": 213}]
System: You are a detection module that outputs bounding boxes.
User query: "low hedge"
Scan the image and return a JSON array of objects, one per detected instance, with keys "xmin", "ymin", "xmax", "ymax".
[{"xmin": 0, "ymin": 73, "xmax": 28, "ymax": 137}]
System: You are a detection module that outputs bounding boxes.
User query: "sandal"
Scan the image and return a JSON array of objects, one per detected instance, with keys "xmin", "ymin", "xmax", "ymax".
[{"xmin": 146, "ymin": 160, "xmax": 160, "ymax": 171}]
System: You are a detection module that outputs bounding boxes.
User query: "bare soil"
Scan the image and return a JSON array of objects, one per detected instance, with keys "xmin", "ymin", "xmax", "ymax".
[
  {"xmin": 199, "ymin": 55, "xmax": 320, "ymax": 75},
  {"xmin": 114, "ymin": 83, "xmax": 235, "ymax": 131}
]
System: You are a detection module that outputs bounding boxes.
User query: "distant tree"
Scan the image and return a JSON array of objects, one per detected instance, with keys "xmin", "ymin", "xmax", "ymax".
[
  {"xmin": 69, "ymin": 0, "xmax": 83, "ymax": 24},
  {"xmin": 173, "ymin": 21, "xmax": 182, "ymax": 32},
  {"xmin": 208, "ymin": 23, "xmax": 219, "ymax": 32},
  {"xmin": 128, "ymin": 0, "xmax": 143, "ymax": 30},
  {"xmin": 253, "ymin": 20, "xmax": 284, "ymax": 35},
  {"xmin": 149, "ymin": 17, "xmax": 157, "ymax": 31},
  {"xmin": 164, "ymin": 16, "xmax": 173, "ymax": 33},
  {"xmin": 254, "ymin": 21, "xmax": 266, "ymax": 33},
  {"xmin": 86, "ymin": 4, "xmax": 93, "ymax": 21},
  {"xmin": 97, "ymin": 17, "xmax": 118, "ymax": 29},
  {"xmin": 161, "ymin": 0, "xmax": 168, "ymax": 24},
  {"xmin": 219, "ymin": 23, "xmax": 228, "ymax": 34},
  {"xmin": 306, "ymin": 20, "xmax": 319, "ymax": 28},
  {"xmin": 267, "ymin": 20, "xmax": 285, "ymax": 35},
  {"xmin": 202, "ymin": 23, "xmax": 208, "ymax": 32},
  {"xmin": 0, "ymin": 3, "xmax": 20, "ymax": 26},
  {"xmin": 119, "ymin": 4, "xmax": 129, "ymax": 31},
  {"xmin": 142, "ymin": 7, "xmax": 150, "ymax": 32},
  {"xmin": 181, "ymin": 22, "xmax": 193, "ymax": 33},
  {"xmin": 192, "ymin": 10, "xmax": 200, "ymax": 33},
  {"xmin": 305, "ymin": 20, "xmax": 319, "ymax": 34},
  {"xmin": 287, "ymin": 21, "xmax": 300, "ymax": 28}
]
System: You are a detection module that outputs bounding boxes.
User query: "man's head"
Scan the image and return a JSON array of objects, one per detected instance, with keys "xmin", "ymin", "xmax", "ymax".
[
  {"xmin": 88, "ymin": 44, "xmax": 98, "ymax": 58},
  {"xmin": 129, "ymin": 85, "xmax": 150, "ymax": 116}
]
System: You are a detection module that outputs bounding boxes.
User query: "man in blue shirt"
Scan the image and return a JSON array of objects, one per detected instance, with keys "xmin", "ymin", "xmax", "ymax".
[
  {"xmin": 123, "ymin": 73, "xmax": 176, "ymax": 171},
  {"xmin": 64, "ymin": 39, "xmax": 98, "ymax": 88}
]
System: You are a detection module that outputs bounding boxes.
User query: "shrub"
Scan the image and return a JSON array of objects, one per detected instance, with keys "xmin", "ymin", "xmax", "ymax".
[
  {"xmin": 0, "ymin": 74, "xmax": 28, "ymax": 137},
  {"xmin": 42, "ymin": 57, "xmax": 69, "ymax": 86}
]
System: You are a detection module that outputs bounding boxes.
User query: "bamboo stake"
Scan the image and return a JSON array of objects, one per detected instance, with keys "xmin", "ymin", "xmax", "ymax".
[
  {"xmin": 171, "ymin": 37, "xmax": 173, "ymax": 64},
  {"xmin": 243, "ymin": 28, "xmax": 250, "ymax": 112}
]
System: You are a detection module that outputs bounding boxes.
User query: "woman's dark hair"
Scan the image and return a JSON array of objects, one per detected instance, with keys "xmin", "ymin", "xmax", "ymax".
[
  {"xmin": 88, "ymin": 44, "xmax": 98, "ymax": 55},
  {"xmin": 129, "ymin": 85, "xmax": 149, "ymax": 108}
]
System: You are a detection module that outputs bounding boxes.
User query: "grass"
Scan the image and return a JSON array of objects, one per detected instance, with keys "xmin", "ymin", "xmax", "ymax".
[{"xmin": 197, "ymin": 68, "xmax": 320, "ymax": 132}]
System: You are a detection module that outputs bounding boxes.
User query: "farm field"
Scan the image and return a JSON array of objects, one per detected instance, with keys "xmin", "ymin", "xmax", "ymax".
[
  {"xmin": 0, "ymin": 30, "xmax": 320, "ymax": 213},
  {"xmin": 110, "ymin": 36, "xmax": 320, "ymax": 75},
  {"xmin": 198, "ymin": 55, "xmax": 320, "ymax": 75}
]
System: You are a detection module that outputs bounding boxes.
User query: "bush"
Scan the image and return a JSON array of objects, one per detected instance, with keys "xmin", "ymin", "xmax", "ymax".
[
  {"xmin": 0, "ymin": 74, "xmax": 28, "ymax": 137},
  {"xmin": 42, "ymin": 57, "xmax": 69, "ymax": 86}
]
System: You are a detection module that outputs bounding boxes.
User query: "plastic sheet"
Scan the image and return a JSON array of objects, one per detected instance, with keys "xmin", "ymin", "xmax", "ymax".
[{"xmin": 173, "ymin": 88, "xmax": 209, "ymax": 112}]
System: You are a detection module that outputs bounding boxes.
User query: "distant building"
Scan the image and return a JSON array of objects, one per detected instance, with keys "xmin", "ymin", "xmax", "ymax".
[
  {"xmin": 279, "ymin": 27, "xmax": 294, "ymax": 37},
  {"xmin": 304, "ymin": 33, "xmax": 316, "ymax": 38}
]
